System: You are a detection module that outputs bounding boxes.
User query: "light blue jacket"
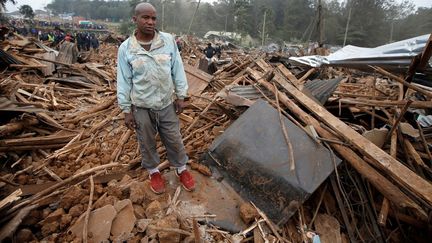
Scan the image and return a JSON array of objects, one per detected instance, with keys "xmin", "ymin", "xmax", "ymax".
[{"xmin": 116, "ymin": 31, "xmax": 188, "ymax": 112}]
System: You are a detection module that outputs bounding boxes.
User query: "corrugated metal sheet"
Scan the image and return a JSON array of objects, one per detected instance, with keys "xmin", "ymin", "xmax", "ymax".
[
  {"xmin": 0, "ymin": 49, "xmax": 22, "ymax": 65},
  {"xmin": 228, "ymin": 85, "xmax": 273, "ymax": 99},
  {"xmin": 303, "ymin": 77, "xmax": 343, "ymax": 104},
  {"xmin": 289, "ymin": 34, "xmax": 431, "ymax": 73}
]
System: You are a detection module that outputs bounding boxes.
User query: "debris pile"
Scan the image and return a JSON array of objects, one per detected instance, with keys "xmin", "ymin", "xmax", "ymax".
[{"xmin": 0, "ymin": 32, "xmax": 431, "ymax": 243}]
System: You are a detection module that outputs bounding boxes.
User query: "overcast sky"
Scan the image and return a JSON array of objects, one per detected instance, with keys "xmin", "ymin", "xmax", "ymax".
[{"xmin": 4, "ymin": 0, "xmax": 432, "ymax": 13}]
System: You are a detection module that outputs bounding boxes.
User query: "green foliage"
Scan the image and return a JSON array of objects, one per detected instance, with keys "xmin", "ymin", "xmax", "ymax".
[
  {"xmin": 234, "ymin": 0, "xmax": 252, "ymax": 35},
  {"xmin": 43, "ymin": 0, "xmax": 431, "ymax": 47},
  {"xmin": 19, "ymin": 4, "xmax": 34, "ymax": 20},
  {"xmin": 393, "ymin": 7, "xmax": 432, "ymax": 40},
  {"xmin": 119, "ymin": 21, "xmax": 134, "ymax": 36},
  {"xmin": 47, "ymin": 0, "xmax": 130, "ymax": 22}
]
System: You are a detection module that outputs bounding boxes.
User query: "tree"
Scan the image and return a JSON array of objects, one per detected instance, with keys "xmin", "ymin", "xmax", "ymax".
[
  {"xmin": 234, "ymin": 0, "xmax": 252, "ymax": 35},
  {"xmin": 19, "ymin": 4, "xmax": 34, "ymax": 20},
  {"xmin": 37, "ymin": 0, "xmax": 432, "ymax": 47},
  {"xmin": 0, "ymin": 0, "xmax": 16, "ymax": 22},
  {"xmin": 282, "ymin": 0, "xmax": 315, "ymax": 41},
  {"xmin": 393, "ymin": 7, "xmax": 432, "ymax": 40},
  {"xmin": 0, "ymin": 0, "xmax": 15, "ymax": 10},
  {"xmin": 47, "ymin": 0, "xmax": 72, "ymax": 15}
]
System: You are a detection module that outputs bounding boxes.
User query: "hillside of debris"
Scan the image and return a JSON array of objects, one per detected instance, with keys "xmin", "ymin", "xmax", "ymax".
[{"xmin": 0, "ymin": 31, "xmax": 431, "ymax": 243}]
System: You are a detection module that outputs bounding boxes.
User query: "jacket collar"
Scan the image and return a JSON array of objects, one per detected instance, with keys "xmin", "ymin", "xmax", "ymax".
[{"xmin": 129, "ymin": 29, "xmax": 165, "ymax": 54}]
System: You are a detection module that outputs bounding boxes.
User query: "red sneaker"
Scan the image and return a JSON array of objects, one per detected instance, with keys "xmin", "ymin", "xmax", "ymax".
[
  {"xmin": 176, "ymin": 170, "xmax": 195, "ymax": 191},
  {"xmin": 149, "ymin": 172, "xmax": 165, "ymax": 194}
]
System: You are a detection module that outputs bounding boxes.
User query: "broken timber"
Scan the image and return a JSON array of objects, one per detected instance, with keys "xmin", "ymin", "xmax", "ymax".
[
  {"xmin": 252, "ymin": 60, "xmax": 432, "ymax": 206},
  {"xmin": 246, "ymin": 67, "xmax": 427, "ymax": 219}
]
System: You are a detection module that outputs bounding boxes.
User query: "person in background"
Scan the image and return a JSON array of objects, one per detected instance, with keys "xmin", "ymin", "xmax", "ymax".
[
  {"xmin": 175, "ymin": 36, "xmax": 182, "ymax": 52},
  {"xmin": 215, "ymin": 43, "xmax": 222, "ymax": 59},
  {"xmin": 57, "ymin": 33, "xmax": 78, "ymax": 64},
  {"xmin": 85, "ymin": 33, "xmax": 91, "ymax": 51},
  {"xmin": 203, "ymin": 42, "xmax": 216, "ymax": 61},
  {"xmin": 90, "ymin": 33, "xmax": 100, "ymax": 53}
]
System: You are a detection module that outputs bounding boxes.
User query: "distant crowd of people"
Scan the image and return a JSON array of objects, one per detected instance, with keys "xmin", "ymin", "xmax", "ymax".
[
  {"xmin": 75, "ymin": 32, "xmax": 100, "ymax": 51},
  {"xmin": 37, "ymin": 20, "xmax": 107, "ymax": 30},
  {"xmin": 12, "ymin": 26, "xmax": 100, "ymax": 52},
  {"xmin": 8, "ymin": 18, "xmax": 101, "ymax": 52},
  {"xmin": 10, "ymin": 18, "xmax": 107, "ymax": 30}
]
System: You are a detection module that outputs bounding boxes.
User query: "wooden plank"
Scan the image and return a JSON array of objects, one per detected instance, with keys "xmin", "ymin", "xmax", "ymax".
[
  {"xmin": 276, "ymin": 64, "xmax": 298, "ymax": 83},
  {"xmin": 246, "ymin": 66, "xmax": 427, "ymax": 219},
  {"xmin": 339, "ymin": 98, "xmax": 432, "ymax": 109},
  {"xmin": 0, "ymin": 133, "xmax": 77, "ymax": 146},
  {"xmin": 19, "ymin": 53, "xmax": 72, "ymax": 66},
  {"xmin": 19, "ymin": 169, "xmax": 140, "ymax": 197},
  {"xmin": 418, "ymin": 33, "xmax": 432, "ymax": 71},
  {"xmin": 80, "ymin": 96, "xmax": 116, "ymax": 116},
  {"xmin": 0, "ymin": 189, "xmax": 21, "ymax": 210},
  {"xmin": 37, "ymin": 52, "xmax": 56, "ymax": 76},
  {"xmin": 10, "ymin": 64, "xmax": 47, "ymax": 69},
  {"xmin": 11, "ymin": 52, "xmax": 46, "ymax": 67},
  {"xmin": 85, "ymin": 63, "xmax": 115, "ymax": 82},
  {"xmin": 44, "ymin": 77, "xmax": 103, "ymax": 90},
  {"xmin": 298, "ymin": 68, "xmax": 316, "ymax": 84},
  {"xmin": 0, "ymin": 143, "xmax": 68, "ymax": 152},
  {"xmin": 0, "ymin": 116, "xmax": 39, "ymax": 137},
  {"xmin": 184, "ymin": 63, "xmax": 211, "ymax": 96},
  {"xmin": 271, "ymin": 70, "xmax": 432, "ymax": 206},
  {"xmin": 276, "ymin": 64, "xmax": 301, "ymax": 89},
  {"xmin": 8, "ymin": 38, "xmax": 31, "ymax": 47},
  {"xmin": 371, "ymin": 66, "xmax": 432, "ymax": 98},
  {"xmin": 179, "ymin": 113, "xmax": 194, "ymax": 123}
]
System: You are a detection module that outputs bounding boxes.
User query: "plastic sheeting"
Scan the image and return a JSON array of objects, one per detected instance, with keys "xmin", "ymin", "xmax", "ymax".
[{"xmin": 289, "ymin": 34, "xmax": 431, "ymax": 70}]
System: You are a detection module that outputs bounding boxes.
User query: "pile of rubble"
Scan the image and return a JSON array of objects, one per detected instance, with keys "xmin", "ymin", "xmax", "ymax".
[{"xmin": 0, "ymin": 32, "xmax": 431, "ymax": 243}]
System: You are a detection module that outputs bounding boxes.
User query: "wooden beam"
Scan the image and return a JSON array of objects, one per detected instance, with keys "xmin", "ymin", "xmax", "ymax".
[
  {"xmin": 371, "ymin": 66, "xmax": 432, "ymax": 99},
  {"xmin": 246, "ymin": 66, "xmax": 427, "ymax": 219},
  {"xmin": 278, "ymin": 76, "xmax": 432, "ymax": 205},
  {"xmin": 418, "ymin": 33, "xmax": 432, "ymax": 71},
  {"xmin": 298, "ymin": 68, "xmax": 316, "ymax": 84},
  {"xmin": 339, "ymin": 98, "xmax": 432, "ymax": 109},
  {"xmin": 248, "ymin": 62, "xmax": 432, "ymax": 206},
  {"xmin": 0, "ymin": 189, "xmax": 21, "ymax": 210},
  {"xmin": 0, "ymin": 117, "xmax": 39, "ymax": 137},
  {"xmin": 0, "ymin": 133, "xmax": 77, "ymax": 146},
  {"xmin": 275, "ymin": 64, "xmax": 301, "ymax": 89},
  {"xmin": 18, "ymin": 53, "xmax": 73, "ymax": 67}
]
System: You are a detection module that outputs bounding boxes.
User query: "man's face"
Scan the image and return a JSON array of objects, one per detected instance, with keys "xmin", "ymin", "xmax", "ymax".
[{"xmin": 133, "ymin": 8, "xmax": 157, "ymax": 35}]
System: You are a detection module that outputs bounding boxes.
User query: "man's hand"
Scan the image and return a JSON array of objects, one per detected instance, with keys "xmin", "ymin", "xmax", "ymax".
[
  {"xmin": 124, "ymin": 112, "xmax": 136, "ymax": 130},
  {"xmin": 174, "ymin": 99, "xmax": 186, "ymax": 114}
]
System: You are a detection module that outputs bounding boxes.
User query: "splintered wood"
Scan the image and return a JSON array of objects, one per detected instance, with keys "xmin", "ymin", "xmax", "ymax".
[{"xmin": 0, "ymin": 33, "xmax": 431, "ymax": 243}]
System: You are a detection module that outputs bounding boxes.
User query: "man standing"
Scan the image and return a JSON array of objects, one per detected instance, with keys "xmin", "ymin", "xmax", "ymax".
[
  {"xmin": 116, "ymin": 3, "xmax": 195, "ymax": 194},
  {"xmin": 90, "ymin": 33, "xmax": 100, "ymax": 53},
  {"xmin": 215, "ymin": 44, "xmax": 222, "ymax": 59},
  {"xmin": 203, "ymin": 43, "xmax": 216, "ymax": 60}
]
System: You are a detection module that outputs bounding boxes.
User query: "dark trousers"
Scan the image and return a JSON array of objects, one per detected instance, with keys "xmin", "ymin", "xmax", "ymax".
[{"xmin": 132, "ymin": 104, "xmax": 188, "ymax": 169}]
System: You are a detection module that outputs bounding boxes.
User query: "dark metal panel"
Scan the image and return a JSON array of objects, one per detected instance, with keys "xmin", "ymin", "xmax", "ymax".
[
  {"xmin": 303, "ymin": 77, "xmax": 343, "ymax": 104},
  {"xmin": 204, "ymin": 100, "xmax": 340, "ymax": 225}
]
